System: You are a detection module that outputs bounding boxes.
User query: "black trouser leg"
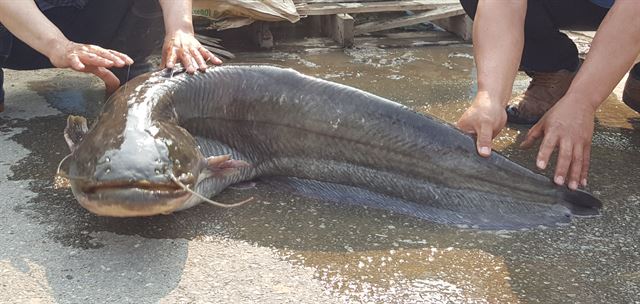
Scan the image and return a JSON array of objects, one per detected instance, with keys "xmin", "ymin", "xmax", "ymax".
[
  {"xmin": 460, "ymin": 0, "xmax": 609, "ymax": 72},
  {"xmin": 63, "ymin": 0, "xmax": 165, "ymax": 83},
  {"xmin": 631, "ymin": 63, "xmax": 640, "ymax": 80},
  {"xmin": 100, "ymin": 0, "xmax": 165, "ymax": 82},
  {"xmin": 0, "ymin": 26, "xmax": 12, "ymax": 108}
]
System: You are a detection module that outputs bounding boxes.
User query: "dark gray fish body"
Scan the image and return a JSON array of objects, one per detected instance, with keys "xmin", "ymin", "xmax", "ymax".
[{"xmin": 62, "ymin": 65, "xmax": 601, "ymax": 229}]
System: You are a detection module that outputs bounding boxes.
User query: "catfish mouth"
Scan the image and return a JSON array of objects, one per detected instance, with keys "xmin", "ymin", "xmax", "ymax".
[
  {"xmin": 82, "ymin": 180, "xmax": 184, "ymax": 194},
  {"xmin": 73, "ymin": 180, "xmax": 193, "ymax": 217}
]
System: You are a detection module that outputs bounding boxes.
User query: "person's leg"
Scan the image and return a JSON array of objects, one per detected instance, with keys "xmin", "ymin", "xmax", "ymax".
[
  {"xmin": 461, "ymin": 0, "xmax": 607, "ymax": 73},
  {"xmin": 507, "ymin": 0, "xmax": 609, "ymax": 124},
  {"xmin": 460, "ymin": 0, "xmax": 610, "ymax": 124},
  {"xmin": 108, "ymin": 0, "xmax": 165, "ymax": 83},
  {"xmin": 0, "ymin": 26, "xmax": 9, "ymax": 112},
  {"xmin": 520, "ymin": 0, "xmax": 608, "ymax": 73}
]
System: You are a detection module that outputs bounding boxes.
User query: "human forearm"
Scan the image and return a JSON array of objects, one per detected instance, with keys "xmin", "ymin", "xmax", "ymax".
[
  {"xmin": 564, "ymin": 0, "xmax": 640, "ymax": 111},
  {"xmin": 0, "ymin": 0, "xmax": 69, "ymax": 59},
  {"xmin": 158, "ymin": 0, "xmax": 194, "ymax": 35},
  {"xmin": 474, "ymin": 0, "xmax": 527, "ymax": 106},
  {"xmin": 521, "ymin": 1, "xmax": 640, "ymax": 190},
  {"xmin": 456, "ymin": 0, "xmax": 527, "ymax": 156}
]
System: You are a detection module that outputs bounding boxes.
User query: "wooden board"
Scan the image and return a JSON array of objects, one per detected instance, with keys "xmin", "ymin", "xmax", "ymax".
[
  {"xmin": 432, "ymin": 14, "xmax": 473, "ymax": 41},
  {"xmin": 354, "ymin": 5, "xmax": 464, "ymax": 35},
  {"xmin": 329, "ymin": 14, "xmax": 354, "ymax": 47},
  {"xmin": 294, "ymin": 0, "xmax": 390, "ymax": 3},
  {"xmin": 296, "ymin": 0, "xmax": 460, "ymax": 15}
]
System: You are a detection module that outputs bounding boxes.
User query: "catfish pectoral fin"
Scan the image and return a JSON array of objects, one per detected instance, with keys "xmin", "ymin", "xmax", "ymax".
[{"xmin": 205, "ymin": 155, "xmax": 252, "ymax": 177}]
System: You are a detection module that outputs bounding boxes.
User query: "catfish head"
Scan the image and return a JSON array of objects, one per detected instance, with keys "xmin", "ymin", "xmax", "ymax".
[{"xmin": 60, "ymin": 108, "xmax": 248, "ymax": 217}]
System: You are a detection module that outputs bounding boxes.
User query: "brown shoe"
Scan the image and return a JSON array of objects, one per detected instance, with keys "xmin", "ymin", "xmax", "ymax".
[
  {"xmin": 0, "ymin": 102, "xmax": 3, "ymax": 113},
  {"xmin": 506, "ymin": 69, "xmax": 578, "ymax": 125},
  {"xmin": 623, "ymin": 73, "xmax": 640, "ymax": 113}
]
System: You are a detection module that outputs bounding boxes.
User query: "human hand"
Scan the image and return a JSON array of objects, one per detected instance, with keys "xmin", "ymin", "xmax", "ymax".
[
  {"xmin": 456, "ymin": 92, "xmax": 508, "ymax": 157},
  {"xmin": 520, "ymin": 97, "xmax": 596, "ymax": 190},
  {"xmin": 162, "ymin": 30, "xmax": 222, "ymax": 73},
  {"xmin": 49, "ymin": 40, "xmax": 133, "ymax": 94}
]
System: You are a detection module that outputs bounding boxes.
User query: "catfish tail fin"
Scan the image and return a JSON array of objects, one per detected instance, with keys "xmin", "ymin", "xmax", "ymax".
[{"xmin": 561, "ymin": 189, "xmax": 603, "ymax": 217}]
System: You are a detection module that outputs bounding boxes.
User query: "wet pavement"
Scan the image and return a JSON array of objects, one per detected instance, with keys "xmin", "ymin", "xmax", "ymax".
[{"xmin": 1, "ymin": 43, "xmax": 639, "ymax": 303}]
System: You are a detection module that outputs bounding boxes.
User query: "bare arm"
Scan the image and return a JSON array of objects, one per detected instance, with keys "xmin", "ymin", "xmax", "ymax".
[
  {"xmin": 0, "ymin": 0, "xmax": 65, "ymax": 59},
  {"xmin": 566, "ymin": 1, "xmax": 640, "ymax": 110},
  {"xmin": 0, "ymin": 0, "xmax": 133, "ymax": 93},
  {"xmin": 457, "ymin": 0, "xmax": 527, "ymax": 156},
  {"xmin": 522, "ymin": 0, "xmax": 640, "ymax": 190},
  {"xmin": 158, "ymin": 0, "xmax": 221, "ymax": 73}
]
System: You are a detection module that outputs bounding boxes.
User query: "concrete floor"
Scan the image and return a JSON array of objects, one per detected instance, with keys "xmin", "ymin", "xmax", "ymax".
[{"xmin": 1, "ymin": 40, "xmax": 639, "ymax": 304}]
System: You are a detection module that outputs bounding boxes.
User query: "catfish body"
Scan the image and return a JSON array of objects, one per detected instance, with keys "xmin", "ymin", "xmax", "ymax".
[{"xmin": 62, "ymin": 65, "xmax": 601, "ymax": 229}]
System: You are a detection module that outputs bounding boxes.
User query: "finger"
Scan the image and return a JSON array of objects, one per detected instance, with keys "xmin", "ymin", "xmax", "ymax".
[
  {"xmin": 85, "ymin": 66, "xmax": 120, "ymax": 95},
  {"xmin": 164, "ymin": 47, "xmax": 178, "ymax": 69},
  {"xmin": 190, "ymin": 47, "xmax": 207, "ymax": 71},
  {"xmin": 580, "ymin": 145, "xmax": 591, "ymax": 187},
  {"xmin": 567, "ymin": 145, "xmax": 583, "ymax": 190},
  {"xmin": 85, "ymin": 46, "xmax": 125, "ymax": 66},
  {"xmin": 553, "ymin": 139, "xmax": 573, "ymax": 186},
  {"xmin": 108, "ymin": 49, "xmax": 134, "ymax": 65},
  {"xmin": 199, "ymin": 46, "xmax": 222, "ymax": 65},
  {"xmin": 78, "ymin": 51, "xmax": 115, "ymax": 67},
  {"xmin": 69, "ymin": 54, "xmax": 85, "ymax": 71},
  {"xmin": 178, "ymin": 48, "xmax": 196, "ymax": 73},
  {"xmin": 520, "ymin": 123, "xmax": 543, "ymax": 149},
  {"xmin": 476, "ymin": 123, "xmax": 493, "ymax": 157},
  {"xmin": 536, "ymin": 133, "xmax": 558, "ymax": 170}
]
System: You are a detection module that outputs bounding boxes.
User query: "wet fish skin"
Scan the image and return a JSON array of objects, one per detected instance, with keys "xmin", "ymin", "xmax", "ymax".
[{"xmin": 63, "ymin": 65, "xmax": 602, "ymax": 228}]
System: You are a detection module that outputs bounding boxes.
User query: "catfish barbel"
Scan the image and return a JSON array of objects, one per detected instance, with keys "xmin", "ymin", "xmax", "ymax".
[{"xmin": 59, "ymin": 65, "xmax": 602, "ymax": 229}]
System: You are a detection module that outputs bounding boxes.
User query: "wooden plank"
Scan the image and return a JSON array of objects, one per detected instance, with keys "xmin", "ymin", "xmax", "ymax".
[
  {"xmin": 432, "ymin": 14, "xmax": 473, "ymax": 41},
  {"xmin": 329, "ymin": 14, "xmax": 354, "ymax": 47},
  {"xmin": 295, "ymin": 0, "xmax": 390, "ymax": 3},
  {"xmin": 354, "ymin": 5, "xmax": 464, "ymax": 35},
  {"xmin": 309, "ymin": 15, "xmax": 323, "ymax": 36},
  {"xmin": 321, "ymin": 15, "xmax": 333, "ymax": 36},
  {"xmin": 296, "ymin": 0, "xmax": 460, "ymax": 15},
  {"xmin": 379, "ymin": 31, "xmax": 456, "ymax": 39}
]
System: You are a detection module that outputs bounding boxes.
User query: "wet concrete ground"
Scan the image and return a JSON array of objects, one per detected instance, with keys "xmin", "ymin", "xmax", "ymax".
[{"xmin": 1, "ymin": 42, "xmax": 639, "ymax": 303}]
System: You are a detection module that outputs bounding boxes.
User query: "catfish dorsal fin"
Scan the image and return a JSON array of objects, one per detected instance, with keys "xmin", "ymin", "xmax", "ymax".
[{"xmin": 64, "ymin": 115, "xmax": 88, "ymax": 152}]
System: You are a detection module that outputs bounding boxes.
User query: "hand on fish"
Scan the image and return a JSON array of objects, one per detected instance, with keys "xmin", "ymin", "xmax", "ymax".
[
  {"xmin": 456, "ymin": 91, "xmax": 508, "ymax": 157},
  {"xmin": 457, "ymin": 92, "xmax": 596, "ymax": 191},
  {"xmin": 48, "ymin": 31, "xmax": 221, "ymax": 95},
  {"xmin": 162, "ymin": 29, "xmax": 222, "ymax": 73},
  {"xmin": 49, "ymin": 40, "xmax": 133, "ymax": 94}
]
